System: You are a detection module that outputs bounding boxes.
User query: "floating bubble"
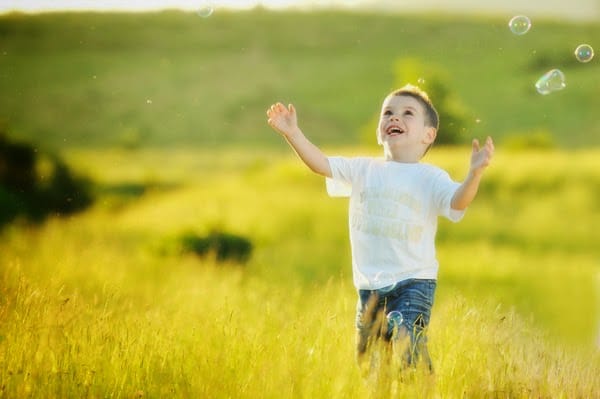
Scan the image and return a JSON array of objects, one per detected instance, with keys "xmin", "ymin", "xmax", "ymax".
[
  {"xmin": 508, "ymin": 15, "xmax": 531, "ymax": 35},
  {"xmin": 197, "ymin": 3, "xmax": 214, "ymax": 18},
  {"xmin": 377, "ymin": 284, "xmax": 396, "ymax": 294},
  {"xmin": 373, "ymin": 272, "xmax": 395, "ymax": 292},
  {"xmin": 417, "ymin": 77, "xmax": 426, "ymax": 85},
  {"xmin": 574, "ymin": 44, "xmax": 594, "ymax": 63},
  {"xmin": 535, "ymin": 69, "xmax": 566, "ymax": 95},
  {"xmin": 387, "ymin": 311, "xmax": 404, "ymax": 330}
]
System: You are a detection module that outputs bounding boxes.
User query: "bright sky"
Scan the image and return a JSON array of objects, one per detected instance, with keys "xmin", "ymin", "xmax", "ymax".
[
  {"xmin": 1, "ymin": 0, "xmax": 598, "ymax": 21},
  {"xmin": 0, "ymin": 0, "xmax": 313, "ymax": 13}
]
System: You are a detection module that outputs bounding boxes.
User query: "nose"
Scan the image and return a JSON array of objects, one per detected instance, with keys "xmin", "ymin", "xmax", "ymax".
[{"xmin": 390, "ymin": 114, "xmax": 400, "ymax": 122}]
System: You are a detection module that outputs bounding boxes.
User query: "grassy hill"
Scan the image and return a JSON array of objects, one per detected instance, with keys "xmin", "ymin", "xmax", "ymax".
[
  {"xmin": 1, "ymin": 9, "xmax": 599, "ymax": 398},
  {"xmin": 0, "ymin": 10, "xmax": 598, "ymax": 151},
  {"xmin": 1, "ymin": 146, "xmax": 599, "ymax": 397}
]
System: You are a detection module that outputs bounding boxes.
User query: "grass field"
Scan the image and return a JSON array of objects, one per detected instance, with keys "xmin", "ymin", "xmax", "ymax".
[
  {"xmin": 1, "ymin": 145, "xmax": 599, "ymax": 398},
  {"xmin": 1, "ymin": 8, "xmax": 599, "ymax": 398},
  {"xmin": 0, "ymin": 10, "xmax": 598, "ymax": 150}
]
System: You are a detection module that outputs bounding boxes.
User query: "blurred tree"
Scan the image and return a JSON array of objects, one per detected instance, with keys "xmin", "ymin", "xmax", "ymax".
[
  {"xmin": 0, "ymin": 131, "xmax": 94, "ymax": 227},
  {"xmin": 361, "ymin": 57, "xmax": 473, "ymax": 148},
  {"xmin": 0, "ymin": 133, "xmax": 36, "ymax": 192}
]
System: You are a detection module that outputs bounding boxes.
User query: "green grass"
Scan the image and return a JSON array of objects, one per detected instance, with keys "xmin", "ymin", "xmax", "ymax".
[
  {"xmin": 0, "ymin": 10, "xmax": 598, "ymax": 151},
  {"xmin": 1, "ymin": 8, "xmax": 599, "ymax": 398},
  {"xmin": 1, "ymin": 146, "xmax": 599, "ymax": 398}
]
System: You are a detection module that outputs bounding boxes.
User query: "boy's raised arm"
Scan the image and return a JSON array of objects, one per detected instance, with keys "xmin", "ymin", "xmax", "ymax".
[
  {"xmin": 267, "ymin": 102, "xmax": 332, "ymax": 178},
  {"xmin": 451, "ymin": 136, "xmax": 494, "ymax": 211}
]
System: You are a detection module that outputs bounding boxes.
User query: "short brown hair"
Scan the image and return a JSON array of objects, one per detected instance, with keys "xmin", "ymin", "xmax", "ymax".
[{"xmin": 389, "ymin": 84, "xmax": 439, "ymax": 130}]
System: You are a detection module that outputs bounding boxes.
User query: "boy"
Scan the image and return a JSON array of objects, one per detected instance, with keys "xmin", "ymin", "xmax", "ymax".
[{"xmin": 266, "ymin": 84, "xmax": 494, "ymax": 371}]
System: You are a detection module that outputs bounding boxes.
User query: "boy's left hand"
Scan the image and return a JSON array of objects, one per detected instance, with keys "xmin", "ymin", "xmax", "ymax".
[{"xmin": 470, "ymin": 136, "xmax": 494, "ymax": 174}]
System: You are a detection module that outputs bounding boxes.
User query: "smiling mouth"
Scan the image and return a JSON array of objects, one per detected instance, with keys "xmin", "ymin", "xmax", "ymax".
[{"xmin": 386, "ymin": 126, "xmax": 405, "ymax": 135}]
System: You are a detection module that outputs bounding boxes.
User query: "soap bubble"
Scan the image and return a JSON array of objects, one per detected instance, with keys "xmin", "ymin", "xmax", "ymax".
[
  {"xmin": 373, "ymin": 272, "xmax": 395, "ymax": 293},
  {"xmin": 197, "ymin": 3, "xmax": 214, "ymax": 18},
  {"xmin": 387, "ymin": 311, "xmax": 404, "ymax": 331},
  {"xmin": 574, "ymin": 44, "xmax": 594, "ymax": 63},
  {"xmin": 535, "ymin": 69, "xmax": 566, "ymax": 95},
  {"xmin": 378, "ymin": 284, "xmax": 396, "ymax": 294},
  {"xmin": 508, "ymin": 15, "xmax": 531, "ymax": 35}
]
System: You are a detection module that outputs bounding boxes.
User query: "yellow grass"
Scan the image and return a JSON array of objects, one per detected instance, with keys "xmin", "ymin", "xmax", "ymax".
[{"xmin": 1, "ymin": 146, "xmax": 599, "ymax": 398}]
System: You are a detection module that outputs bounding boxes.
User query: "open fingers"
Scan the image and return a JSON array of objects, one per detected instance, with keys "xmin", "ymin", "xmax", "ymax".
[
  {"xmin": 266, "ymin": 103, "xmax": 279, "ymax": 118},
  {"xmin": 267, "ymin": 102, "xmax": 288, "ymax": 116},
  {"xmin": 485, "ymin": 136, "xmax": 495, "ymax": 151},
  {"xmin": 484, "ymin": 136, "xmax": 495, "ymax": 158},
  {"xmin": 472, "ymin": 136, "xmax": 495, "ymax": 155}
]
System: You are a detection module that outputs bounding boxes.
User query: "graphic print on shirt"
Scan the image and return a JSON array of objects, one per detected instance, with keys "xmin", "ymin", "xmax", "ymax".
[{"xmin": 351, "ymin": 185, "xmax": 424, "ymax": 243}]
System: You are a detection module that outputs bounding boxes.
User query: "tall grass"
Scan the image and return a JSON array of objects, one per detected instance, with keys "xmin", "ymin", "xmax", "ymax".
[{"xmin": 1, "ymin": 146, "xmax": 598, "ymax": 398}]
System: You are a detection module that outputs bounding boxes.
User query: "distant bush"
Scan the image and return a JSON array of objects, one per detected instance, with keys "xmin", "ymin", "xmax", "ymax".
[
  {"xmin": 502, "ymin": 130, "xmax": 556, "ymax": 151},
  {"xmin": 116, "ymin": 126, "xmax": 143, "ymax": 150},
  {"xmin": 179, "ymin": 230, "xmax": 253, "ymax": 264},
  {"xmin": 0, "ymin": 132, "xmax": 94, "ymax": 227},
  {"xmin": 360, "ymin": 57, "xmax": 473, "ymax": 147}
]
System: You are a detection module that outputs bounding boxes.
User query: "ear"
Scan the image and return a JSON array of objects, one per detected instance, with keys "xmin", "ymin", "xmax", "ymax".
[{"xmin": 423, "ymin": 126, "xmax": 437, "ymax": 145}]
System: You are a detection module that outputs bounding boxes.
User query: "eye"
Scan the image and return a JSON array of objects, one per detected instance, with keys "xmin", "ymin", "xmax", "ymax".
[
  {"xmin": 383, "ymin": 110, "xmax": 392, "ymax": 116},
  {"xmin": 404, "ymin": 110, "xmax": 414, "ymax": 116}
]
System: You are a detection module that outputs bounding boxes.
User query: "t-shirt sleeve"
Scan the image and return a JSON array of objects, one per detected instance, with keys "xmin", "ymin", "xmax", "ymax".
[
  {"xmin": 432, "ymin": 169, "xmax": 465, "ymax": 222},
  {"xmin": 325, "ymin": 156, "xmax": 362, "ymax": 198}
]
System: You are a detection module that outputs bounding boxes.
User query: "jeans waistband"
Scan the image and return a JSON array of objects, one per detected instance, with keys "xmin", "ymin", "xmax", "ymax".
[{"xmin": 359, "ymin": 278, "xmax": 436, "ymax": 300}]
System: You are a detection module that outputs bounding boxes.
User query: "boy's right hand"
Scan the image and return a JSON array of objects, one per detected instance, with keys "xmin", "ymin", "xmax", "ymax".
[{"xmin": 267, "ymin": 102, "xmax": 299, "ymax": 139}]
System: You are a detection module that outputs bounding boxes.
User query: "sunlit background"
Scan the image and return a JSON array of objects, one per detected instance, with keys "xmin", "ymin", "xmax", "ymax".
[
  {"xmin": 1, "ymin": 1, "xmax": 598, "ymax": 397},
  {"xmin": 1, "ymin": 0, "xmax": 599, "ymax": 20}
]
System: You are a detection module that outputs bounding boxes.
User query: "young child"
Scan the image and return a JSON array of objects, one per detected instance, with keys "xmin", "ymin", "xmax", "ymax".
[{"xmin": 266, "ymin": 84, "xmax": 494, "ymax": 372}]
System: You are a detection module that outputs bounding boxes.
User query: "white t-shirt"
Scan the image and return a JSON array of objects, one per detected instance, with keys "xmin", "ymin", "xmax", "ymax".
[{"xmin": 326, "ymin": 156, "xmax": 465, "ymax": 290}]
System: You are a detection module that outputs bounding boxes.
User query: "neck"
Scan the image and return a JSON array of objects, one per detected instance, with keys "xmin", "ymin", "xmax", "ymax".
[{"xmin": 383, "ymin": 145, "xmax": 422, "ymax": 163}]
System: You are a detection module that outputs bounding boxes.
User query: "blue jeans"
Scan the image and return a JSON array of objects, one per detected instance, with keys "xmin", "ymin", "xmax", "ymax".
[{"xmin": 356, "ymin": 279, "xmax": 436, "ymax": 371}]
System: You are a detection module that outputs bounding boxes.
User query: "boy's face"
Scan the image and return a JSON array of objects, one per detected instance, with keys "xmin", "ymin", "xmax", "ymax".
[{"xmin": 377, "ymin": 95, "xmax": 436, "ymax": 154}]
